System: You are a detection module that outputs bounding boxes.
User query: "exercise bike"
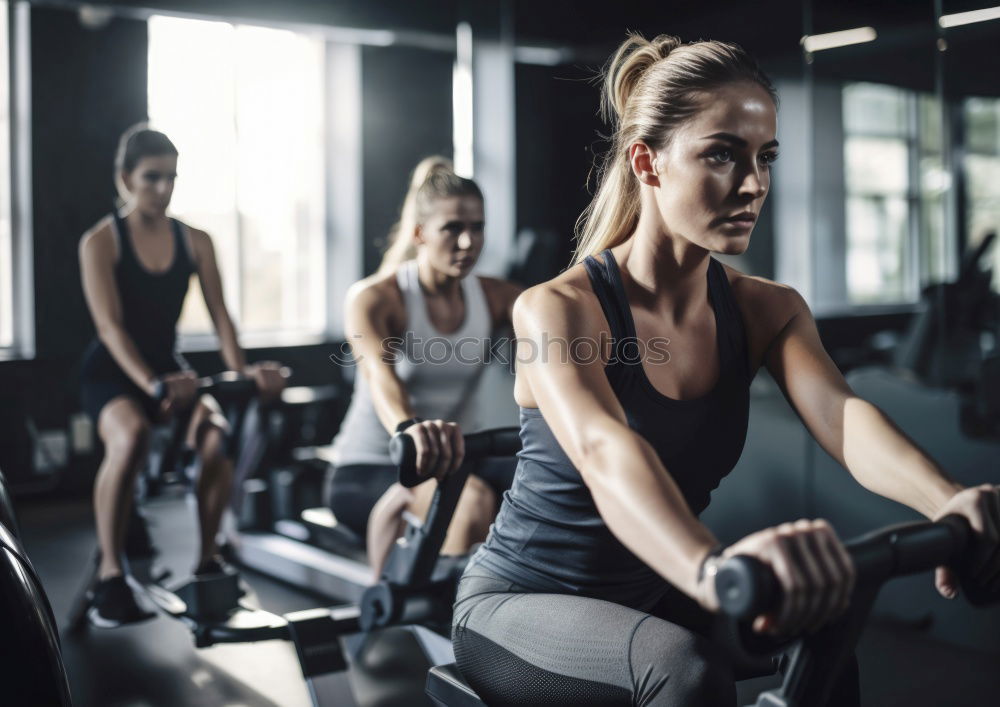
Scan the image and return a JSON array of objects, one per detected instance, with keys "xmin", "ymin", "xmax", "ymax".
[
  {"xmin": 65, "ymin": 418, "xmax": 520, "ymax": 706},
  {"xmin": 425, "ymin": 513, "xmax": 998, "ymax": 707}
]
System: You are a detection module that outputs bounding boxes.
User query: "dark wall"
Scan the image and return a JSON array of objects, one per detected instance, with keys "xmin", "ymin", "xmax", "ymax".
[
  {"xmin": 31, "ymin": 8, "xmax": 148, "ymax": 361},
  {"xmin": 514, "ymin": 62, "xmax": 602, "ymax": 277},
  {"xmin": 0, "ymin": 8, "xmax": 149, "ymax": 487},
  {"xmin": 360, "ymin": 45, "xmax": 454, "ymax": 274}
]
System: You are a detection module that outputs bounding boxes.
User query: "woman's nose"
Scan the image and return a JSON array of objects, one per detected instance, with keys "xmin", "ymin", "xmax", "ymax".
[{"xmin": 738, "ymin": 167, "xmax": 766, "ymax": 199}]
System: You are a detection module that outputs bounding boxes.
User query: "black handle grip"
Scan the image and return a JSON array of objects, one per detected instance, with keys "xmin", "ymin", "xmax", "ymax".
[
  {"xmin": 715, "ymin": 555, "xmax": 780, "ymax": 621},
  {"xmin": 716, "ymin": 515, "xmax": 981, "ymax": 621},
  {"xmin": 198, "ymin": 371, "xmax": 259, "ymax": 399},
  {"xmin": 390, "ymin": 426, "xmax": 521, "ymax": 489}
]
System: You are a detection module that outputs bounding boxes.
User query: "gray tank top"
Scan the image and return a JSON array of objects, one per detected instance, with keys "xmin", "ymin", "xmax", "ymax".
[{"xmin": 331, "ymin": 260, "xmax": 493, "ymax": 466}]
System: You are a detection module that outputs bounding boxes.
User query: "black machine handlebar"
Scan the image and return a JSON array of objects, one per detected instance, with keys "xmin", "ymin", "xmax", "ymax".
[
  {"xmin": 356, "ymin": 427, "xmax": 523, "ymax": 631},
  {"xmin": 390, "ymin": 426, "xmax": 522, "ymax": 489},
  {"xmin": 716, "ymin": 514, "xmax": 978, "ymax": 621},
  {"xmin": 151, "ymin": 368, "xmax": 293, "ymax": 405}
]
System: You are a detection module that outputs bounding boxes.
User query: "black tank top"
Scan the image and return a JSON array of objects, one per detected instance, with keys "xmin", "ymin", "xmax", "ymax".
[
  {"xmin": 470, "ymin": 249, "xmax": 752, "ymax": 610},
  {"xmin": 80, "ymin": 212, "xmax": 195, "ymax": 379}
]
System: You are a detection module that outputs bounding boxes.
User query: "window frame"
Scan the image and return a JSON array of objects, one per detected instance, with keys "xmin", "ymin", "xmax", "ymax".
[{"xmin": 0, "ymin": 0, "xmax": 36, "ymax": 361}]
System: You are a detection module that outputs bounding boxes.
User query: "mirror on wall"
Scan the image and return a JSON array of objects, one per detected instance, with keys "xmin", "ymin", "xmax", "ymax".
[
  {"xmin": 940, "ymin": 0, "xmax": 1000, "ymax": 287},
  {"xmin": 804, "ymin": 0, "xmax": 943, "ymax": 310}
]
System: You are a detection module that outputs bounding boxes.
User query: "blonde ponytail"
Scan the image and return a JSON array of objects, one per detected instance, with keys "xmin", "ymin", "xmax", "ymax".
[
  {"xmin": 573, "ymin": 33, "xmax": 777, "ymax": 264},
  {"xmin": 378, "ymin": 156, "xmax": 483, "ymax": 276}
]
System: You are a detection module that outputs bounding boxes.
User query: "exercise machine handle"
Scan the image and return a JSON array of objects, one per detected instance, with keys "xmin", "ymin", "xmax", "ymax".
[
  {"xmin": 151, "ymin": 367, "xmax": 292, "ymax": 404},
  {"xmin": 391, "ymin": 426, "xmax": 521, "ymax": 489},
  {"xmin": 716, "ymin": 515, "xmax": 975, "ymax": 620}
]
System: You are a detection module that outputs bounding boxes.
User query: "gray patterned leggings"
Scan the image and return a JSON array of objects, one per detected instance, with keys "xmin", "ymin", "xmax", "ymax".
[{"xmin": 451, "ymin": 569, "xmax": 860, "ymax": 706}]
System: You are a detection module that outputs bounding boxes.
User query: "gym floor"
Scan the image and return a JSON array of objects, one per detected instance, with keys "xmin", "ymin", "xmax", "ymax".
[
  {"xmin": 19, "ymin": 491, "xmax": 436, "ymax": 707},
  {"xmin": 18, "ymin": 492, "xmax": 1000, "ymax": 707}
]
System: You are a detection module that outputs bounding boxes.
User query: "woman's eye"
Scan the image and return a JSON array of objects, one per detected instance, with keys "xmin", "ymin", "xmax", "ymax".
[
  {"xmin": 759, "ymin": 151, "xmax": 779, "ymax": 167},
  {"xmin": 708, "ymin": 149, "xmax": 733, "ymax": 164}
]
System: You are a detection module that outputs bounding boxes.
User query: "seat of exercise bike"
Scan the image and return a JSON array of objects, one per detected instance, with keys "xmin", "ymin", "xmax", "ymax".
[{"xmin": 426, "ymin": 664, "xmax": 487, "ymax": 707}]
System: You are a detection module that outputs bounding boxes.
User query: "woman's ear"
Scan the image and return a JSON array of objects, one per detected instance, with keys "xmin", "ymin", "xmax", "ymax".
[
  {"xmin": 629, "ymin": 142, "xmax": 661, "ymax": 188},
  {"xmin": 412, "ymin": 223, "xmax": 425, "ymax": 246},
  {"xmin": 119, "ymin": 170, "xmax": 133, "ymax": 196}
]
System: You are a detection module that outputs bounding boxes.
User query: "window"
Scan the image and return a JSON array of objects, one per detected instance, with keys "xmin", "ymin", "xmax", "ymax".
[
  {"xmin": 964, "ymin": 97, "xmax": 1000, "ymax": 287},
  {"xmin": 842, "ymin": 83, "xmax": 947, "ymax": 305},
  {"xmin": 0, "ymin": 1, "xmax": 12, "ymax": 348},
  {"xmin": 147, "ymin": 16, "xmax": 326, "ymax": 340}
]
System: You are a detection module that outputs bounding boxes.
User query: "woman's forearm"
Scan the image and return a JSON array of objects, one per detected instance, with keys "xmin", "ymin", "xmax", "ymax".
[
  {"xmin": 213, "ymin": 313, "xmax": 246, "ymax": 372},
  {"xmin": 366, "ymin": 365, "xmax": 417, "ymax": 434},
  {"xmin": 582, "ymin": 431, "xmax": 719, "ymax": 599},
  {"xmin": 842, "ymin": 398, "xmax": 963, "ymax": 519}
]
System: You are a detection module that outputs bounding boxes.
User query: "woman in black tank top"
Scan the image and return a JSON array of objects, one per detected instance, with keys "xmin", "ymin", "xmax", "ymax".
[
  {"xmin": 453, "ymin": 34, "xmax": 1000, "ymax": 706},
  {"xmin": 78, "ymin": 125, "xmax": 286, "ymax": 628}
]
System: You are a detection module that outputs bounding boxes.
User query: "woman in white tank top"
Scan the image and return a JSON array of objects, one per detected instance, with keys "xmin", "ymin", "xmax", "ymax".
[{"xmin": 327, "ymin": 157, "xmax": 522, "ymax": 578}]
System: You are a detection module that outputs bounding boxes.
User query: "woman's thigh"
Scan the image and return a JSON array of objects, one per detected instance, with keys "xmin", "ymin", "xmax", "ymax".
[
  {"xmin": 97, "ymin": 395, "xmax": 152, "ymax": 457},
  {"xmin": 452, "ymin": 573, "xmax": 736, "ymax": 707},
  {"xmin": 325, "ymin": 464, "xmax": 398, "ymax": 536}
]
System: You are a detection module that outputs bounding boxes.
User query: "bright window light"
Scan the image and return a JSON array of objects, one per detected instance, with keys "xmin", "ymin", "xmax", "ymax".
[
  {"xmin": 802, "ymin": 27, "xmax": 877, "ymax": 53},
  {"xmin": 148, "ymin": 15, "xmax": 326, "ymax": 338},
  {"xmin": 452, "ymin": 22, "xmax": 474, "ymax": 178},
  {"xmin": 0, "ymin": 1, "xmax": 12, "ymax": 348},
  {"xmin": 842, "ymin": 83, "xmax": 946, "ymax": 305}
]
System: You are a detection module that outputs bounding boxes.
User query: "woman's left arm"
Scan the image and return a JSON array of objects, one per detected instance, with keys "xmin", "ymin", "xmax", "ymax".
[
  {"xmin": 190, "ymin": 228, "xmax": 247, "ymax": 372},
  {"xmin": 191, "ymin": 229, "xmax": 285, "ymax": 398},
  {"xmin": 763, "ymin": 287, "xmax": 1000, "ymax": 597}
]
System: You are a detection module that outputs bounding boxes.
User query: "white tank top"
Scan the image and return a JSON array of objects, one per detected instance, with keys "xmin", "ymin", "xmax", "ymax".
[{"xmin": 330, "ymin": 260, "xmax": 493, "ymax": 466}]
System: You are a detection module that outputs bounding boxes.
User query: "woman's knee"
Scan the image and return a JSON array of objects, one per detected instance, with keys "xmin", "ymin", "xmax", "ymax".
[
  {"xmin": 458, "ymin": 475, "xmax": 497, "ymax": 519},
  {"xmin": 631, "ymin": 620, "xmax": 736, "ymax": 706},
  {"xmin": 189, "ymin": 399, "xmax": 229, "ymax": 455},
  {"xmin": 198, "ymin": 422, "xmax": 228, "ymax": 467},
  {"xmin": 100, "ymin": 405, "xmax": 151, "ymax": 466}
]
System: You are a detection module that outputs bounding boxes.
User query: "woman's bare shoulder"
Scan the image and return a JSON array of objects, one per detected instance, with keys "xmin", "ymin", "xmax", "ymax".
[
  {"xmin": 345, "ymin": 270, "xmax": 406, "ymax": 326},
  {"xmin": 724, "ymin": 266, "xmax": 809, "ymax": 324},
  {"xmin": 721, "ymin": 263, "xmax": 813, "ymax": 368},
  {"xmin": 514, "ymin": 263, "xmax": 607, "ymax": 338},
  {"xmin": 79, "ymin": 215, "xmax": 116, "ymax": 260}
]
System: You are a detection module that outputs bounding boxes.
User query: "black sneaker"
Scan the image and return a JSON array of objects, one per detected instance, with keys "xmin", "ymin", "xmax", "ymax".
[
  {"xmin": 87, "ymin": 576, "xmax": 156, "ymax": 628},
  {"xmin": 193, "ymin": 556, "xmax": 234, "ymax": 577}
]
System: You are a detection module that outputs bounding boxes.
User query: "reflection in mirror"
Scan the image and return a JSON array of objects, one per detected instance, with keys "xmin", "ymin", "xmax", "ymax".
[
  {"xmin": 941, "ymin": 0, "xmax": 1000, "ymax": 288},
  {"xmin": 805, "ymin": 0, "xmax": 942, "ymax": 308}
]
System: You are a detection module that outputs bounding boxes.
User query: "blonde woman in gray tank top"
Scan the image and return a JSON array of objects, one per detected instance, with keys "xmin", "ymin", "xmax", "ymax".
[{"xmin": 327, "ymin": 157, "xmax": 522, "ymax": 578}]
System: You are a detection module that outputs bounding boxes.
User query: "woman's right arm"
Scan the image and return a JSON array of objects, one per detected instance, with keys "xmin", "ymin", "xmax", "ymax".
[
  {"xmin": 514, "ymin": 284, "xmax": 719, "ymax": 598},
  {"xmin": 345, "ymin": 280, "xmax": 463, "ymax": 478},
  {"xmin": 514, "ymin": 283, "xmax": 852, "ymax": 636},
  {"xmin": 79, "ymin": 225, "xmax": 159, "ymax": 394}
]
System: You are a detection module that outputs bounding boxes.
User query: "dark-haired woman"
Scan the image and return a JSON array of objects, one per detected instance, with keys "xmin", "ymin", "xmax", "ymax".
[
  {"xmin": 79, "ymin": 124, "xmax": 285, "ymax": 627},
  {"xmin": 327, "ymin": 156, "xmax": 522, "ymax": 580},
  {"xmin": 451, "ymin": 34, "xmax": 1000, "ymax": 706}
]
